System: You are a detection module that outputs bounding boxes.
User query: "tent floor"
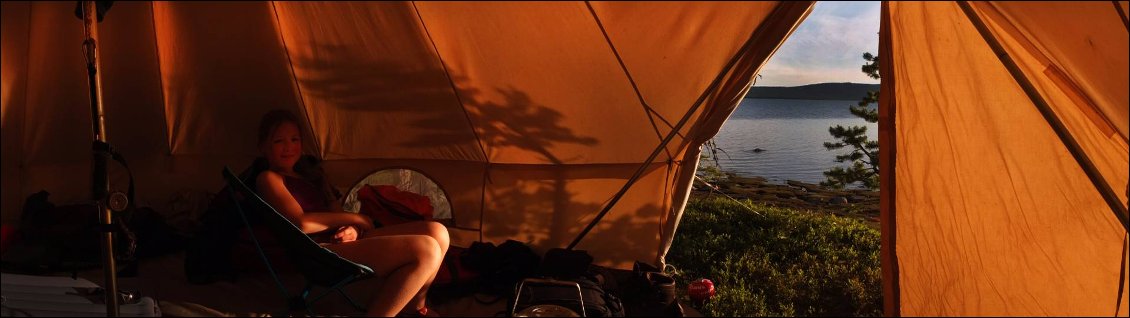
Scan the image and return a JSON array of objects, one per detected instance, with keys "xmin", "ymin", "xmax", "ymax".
[{"xmin": 63, "ymin": 251, "xmax": 701, "ymax": 317}]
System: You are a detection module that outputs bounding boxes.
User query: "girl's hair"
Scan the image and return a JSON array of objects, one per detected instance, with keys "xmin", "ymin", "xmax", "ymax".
[
  {"xmin": 256, "ymin": 109, "xmax": 341, "ymax": 201},
  {"xmin": 257, "ymin": 109, "xmax": 304, "ymax": 147}
]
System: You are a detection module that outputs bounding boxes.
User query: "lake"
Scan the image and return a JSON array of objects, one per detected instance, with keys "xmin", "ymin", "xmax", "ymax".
[{"xmin": 708, "ymin": 98, "xmax": 878, "ymax": 186}]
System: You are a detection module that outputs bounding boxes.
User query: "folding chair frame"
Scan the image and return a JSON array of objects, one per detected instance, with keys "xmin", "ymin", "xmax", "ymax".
[{"xmin": 223, "ymin": 167, "xmax": 370, "ymax": 315}]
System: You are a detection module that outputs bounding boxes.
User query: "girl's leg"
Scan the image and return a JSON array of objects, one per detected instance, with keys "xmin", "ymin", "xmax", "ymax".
[
  {"xmin": 363, "ymin": 221, "xmax": 450, "ymax": 310},
  {"xmin": 364, "ymin": 221, "xmax": 450, "ymax": 255},
  {"xmin": 327, "ymin": 234, "xmax": 443, "ymax": 317}
]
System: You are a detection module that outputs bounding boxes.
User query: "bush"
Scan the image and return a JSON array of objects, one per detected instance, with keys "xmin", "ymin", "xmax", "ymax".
[{"xmin": 667, "ymin": 197, "xmax": 881, "ymax": 316}]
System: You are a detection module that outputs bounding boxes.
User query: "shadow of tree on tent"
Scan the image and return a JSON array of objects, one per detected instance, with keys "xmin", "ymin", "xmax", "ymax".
[
  {"xmin": 420, "ymin": 83, "xmax": 662, "ymax": 264},
  {"xmin": 288, "ymin": 44, "xmax": 458, "ymax": 114},
  {"xmin": 480, "ymin": 171, "xmax": 665, "ymax": 267},
  {"xmin": 285, "ymin": 26, "xmax": 666, "ymax": 266},
  {"xmin": 277, "ymin": 1, "xmax": 458, "ymax": 114}
]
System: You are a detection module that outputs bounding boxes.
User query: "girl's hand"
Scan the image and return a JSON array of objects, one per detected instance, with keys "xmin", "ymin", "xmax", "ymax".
[{"xmin": 334, "ymin": 225, "xmax": 359, "ymax": 243}]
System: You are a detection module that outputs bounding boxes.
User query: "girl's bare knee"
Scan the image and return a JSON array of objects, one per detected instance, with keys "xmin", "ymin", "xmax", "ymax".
[
  {"xmin": 408, "ymin": 236, "xmax": 442, "ymax": 266},
  {"xmin": 426, "ymin": 221, "xmax": 450, "ymax": 247}
]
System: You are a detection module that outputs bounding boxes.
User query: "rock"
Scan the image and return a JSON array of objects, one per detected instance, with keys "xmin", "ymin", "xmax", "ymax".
[
  {"xmin": 754, "ymin": 187, "xmax": 794, "ymax": 197},
  {"xmin": 801, "ymin": 195, "xmax": 827, "ymax": 205},
  {"xmin": 786, "ymin": 180, "xmax": 824, "ymax": 193},
  {"xmin": 783, "ymin": 197, "xmax": 809, "ymax": 206},
  {"xmin": 732, "ymin": 176, "xmax": 768, "ymax": 184},
  {"xmin": 857, "ymin": 191, "xmax": 880, "ymax": 197}
]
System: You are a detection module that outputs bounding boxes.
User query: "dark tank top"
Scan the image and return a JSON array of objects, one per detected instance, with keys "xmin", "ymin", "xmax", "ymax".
[
  {"xmin": 281, "ymin": 174, "xmax": 344, "ymax": 243},
  {"xmin": 282, "ymin": 175, "xmax": 330, "ymax": 213}
]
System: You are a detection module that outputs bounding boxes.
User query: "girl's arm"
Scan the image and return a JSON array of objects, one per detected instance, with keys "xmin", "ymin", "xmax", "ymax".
[{"xmin": 257, "ymin": 170, "xmax": 373, "ymax": 234}]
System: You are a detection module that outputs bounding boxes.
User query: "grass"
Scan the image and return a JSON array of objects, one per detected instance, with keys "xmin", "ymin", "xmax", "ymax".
[{"xmin": 666, "ymin": 196, "xmax": 881, "ymax": 317}]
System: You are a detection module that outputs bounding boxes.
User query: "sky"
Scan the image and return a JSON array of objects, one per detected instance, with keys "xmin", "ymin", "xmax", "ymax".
[{"xmin": 755, "ymin": 1, "xmax": 881, "ymax": 87}]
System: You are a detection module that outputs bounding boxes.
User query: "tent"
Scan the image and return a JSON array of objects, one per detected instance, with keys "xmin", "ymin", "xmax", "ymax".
[
  {"xmin": 1, "ymin": 1, "xmax": 1126, "ymax": 316},
  {"xmin": 879, "ymin": 2, "xmax": 1128, "ymax": 316}
]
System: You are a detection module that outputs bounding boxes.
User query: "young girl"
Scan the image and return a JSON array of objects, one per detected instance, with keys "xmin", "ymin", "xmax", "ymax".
[{"xmin": 253, "ymin": 109, "xmax": 448, "ymax": 317}]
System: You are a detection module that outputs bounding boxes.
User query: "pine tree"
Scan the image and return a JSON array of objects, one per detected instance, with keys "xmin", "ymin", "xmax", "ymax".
[{"xmin": 822, "ymin": 52, "xmax": 879, "ymax": 189}]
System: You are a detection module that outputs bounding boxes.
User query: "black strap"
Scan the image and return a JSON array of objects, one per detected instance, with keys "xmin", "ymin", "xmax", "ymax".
[
  {"xmin": 1116, "ymin": 236, "xmax": 1127, "ymax": 316},
  {"xmin": 95, "ymin": 223, "xmax": 118, "ymax": 233},
  {"xmin": 73, "ymin": 1, "xmax": 114, "ymax": 22},
  {"xmin": 93, "ymin": 141, "xmax": 134, "ymax": 209}
]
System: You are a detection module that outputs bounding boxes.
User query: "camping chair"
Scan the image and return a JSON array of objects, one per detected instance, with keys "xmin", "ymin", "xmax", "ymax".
[{"xmin": 221, "ymin": 167, "xmax": 373, "ymax": 315}]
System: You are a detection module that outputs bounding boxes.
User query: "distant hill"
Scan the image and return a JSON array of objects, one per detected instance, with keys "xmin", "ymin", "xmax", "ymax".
[{"xmin": 745, "ymin": 82, "xmax": 880, "ymax": 101}]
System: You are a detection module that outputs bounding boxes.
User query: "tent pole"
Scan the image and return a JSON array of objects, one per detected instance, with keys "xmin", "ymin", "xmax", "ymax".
[
  {"xmin": 80, "ymin": 1, "xmax": 119, "ymax": 316},
  {"xmin": 878, "ymin": 2, "xmax": 901, "ymax": 316},
  {"xmin": 957, "ymin": 1, "xmax": 1129, "ymax": 232}
]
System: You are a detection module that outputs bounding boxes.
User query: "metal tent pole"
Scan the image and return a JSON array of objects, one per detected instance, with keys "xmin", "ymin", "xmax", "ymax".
[{"xmin": 79, "ymin": 1, "xmax": 119, "ymax": 316}]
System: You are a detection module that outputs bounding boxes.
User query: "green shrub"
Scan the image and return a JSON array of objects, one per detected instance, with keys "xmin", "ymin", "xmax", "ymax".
[{"xmin": 667, "ymin": 197, "xmax": 881, "ymax": 317}]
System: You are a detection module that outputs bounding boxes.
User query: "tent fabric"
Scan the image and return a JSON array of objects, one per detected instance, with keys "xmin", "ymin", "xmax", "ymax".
[
  {"xmin": 881, "ymin": 1, "xmax": 1128, "ymax": 316},
  {"xmin": 0, "ymin": 1, "xmax": 812, "ymax": 270},
  {"xmin": 4, "ymin": 1, "xmax": 1128, "ymax": 316}
]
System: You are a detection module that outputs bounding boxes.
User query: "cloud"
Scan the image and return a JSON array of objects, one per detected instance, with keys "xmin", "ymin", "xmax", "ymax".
[
  {"xmin": 757, "ymin": 1, "xmax": 880, "ymax": 87},
  {"xmin": 757, "ymin": 63, "xmax": 875, "ymax": 87}
]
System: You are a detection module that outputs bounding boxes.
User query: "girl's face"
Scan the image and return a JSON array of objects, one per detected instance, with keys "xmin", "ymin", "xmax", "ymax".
[{"xmin": 262, "ymin": 122, "xmax": 302, "ymax": 172}]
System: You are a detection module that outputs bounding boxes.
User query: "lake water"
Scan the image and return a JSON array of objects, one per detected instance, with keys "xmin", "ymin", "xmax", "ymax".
[{"xmin": 708, "ymin": 98, "xmax": 878, "ymax": 186}]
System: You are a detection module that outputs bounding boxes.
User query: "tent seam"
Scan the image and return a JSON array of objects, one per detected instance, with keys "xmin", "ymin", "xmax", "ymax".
[
  {"xmin": 269, "ymin": 1, "xmax": 322, "ymax": 160},
  {"xmin": 980, "ymin": 2, "xmax": 1126, "ymax": 143},
  {"xmin": 658, "ymin": 157, "xmax": 673, "ymax": 266},
  {"xmin": 1114, "ymin": 1, "xmax": 1129, "ymax": 31},
  {"xmin": 567, "ymin": 1, "xmax": 810, "ymax": 250},
  {"xmin": 148, "ymin": 2, "xmax": 171, "ymax": 155},
  {"xmin": 583, "ymin": 1, "xmax": 676, "ymax": 161},
  {"xmin": 479, "ymin": 165, "xmax": 487, "ymax": 243},
  {"xmin": 409, "ymin": 1, "xmax": 490, "ymax": 164},
  {"xmin": 22, "ymin": 2, "xmax": 32, "ymax": 167},
  {"xmin": 408, "ymin": 1, "xmax": 490, "ymax": 242},
  {"xmin": 1117, "ymin": 236, "xmax": 1128, "ymax": 316},
  {"xmin": 958, "ymin": 1, "xmax": 1129, "ymax": 232},
  {"xmin": 16, "ymin": 0, "xmax": 31, "ymax": 200}
]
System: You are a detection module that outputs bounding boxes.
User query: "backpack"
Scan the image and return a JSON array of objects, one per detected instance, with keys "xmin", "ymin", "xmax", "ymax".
[
  {"xmin": 1, "ymin": 191, "xmax": 138, "ymax": 276},
  {"xmin": 460, "ymin": 240, "xmax": 542, "ymax": 297},
  {"xmin": 2, "ymin": 143, "xmax": 139, "ymax": 276}
]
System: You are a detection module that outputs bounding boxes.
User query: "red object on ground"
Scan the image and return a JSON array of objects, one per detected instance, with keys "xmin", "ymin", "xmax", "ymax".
[{"xmin": 688, "ymin": 278, "xmax": 716, "ymax": 305}]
